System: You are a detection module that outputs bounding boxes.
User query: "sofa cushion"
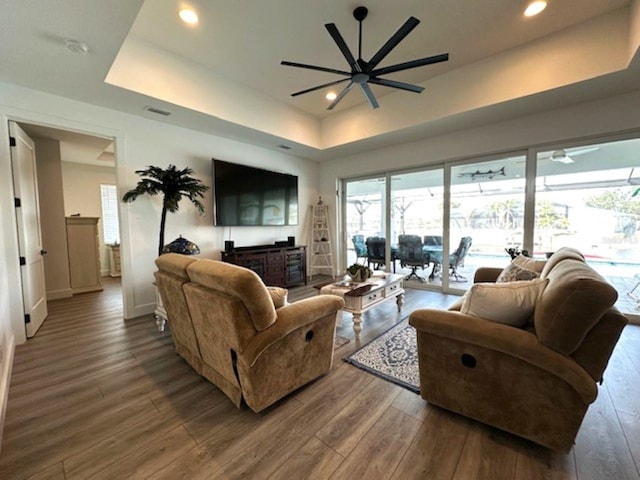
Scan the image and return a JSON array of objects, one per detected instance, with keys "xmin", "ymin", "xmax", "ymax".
[
  {"xmin": 461, "ymin": 278, "xmax": 548, "ymax": 327},
  {"xmin": 512, "ymin": 255, "xmax": 546, "ymax": 273},
  {"xmin": 155, "ymin": 253, "xmax": 198, "ymax": 279},
  {"xmin": 496, "ymin": 262, "xmax": 540, "ymax": 283},
  {"xmin": 187, "ymin": 259, "xmax": 277, "ymax": 331},
  {"xmin": 534, "ymin": 258, "xmax": 617, "ymax": 355},
  {"xmin": 540, "ymin": 247, "xmax": 584, "ymax": 279},
  {"xmin": 266, "ymin": 286, "xmax": 289, "ymax": 309}
]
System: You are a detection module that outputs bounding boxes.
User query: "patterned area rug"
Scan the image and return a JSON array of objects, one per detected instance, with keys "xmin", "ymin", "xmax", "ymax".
[{"xmin": 344, "ymin": 318, "xmax": 419, "ymax": 393}]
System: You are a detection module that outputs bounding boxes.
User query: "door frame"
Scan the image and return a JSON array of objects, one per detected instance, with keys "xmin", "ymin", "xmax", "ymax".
[{"xmin": 0, "ymin": 110, "xmax": 128, "ymax": 344}]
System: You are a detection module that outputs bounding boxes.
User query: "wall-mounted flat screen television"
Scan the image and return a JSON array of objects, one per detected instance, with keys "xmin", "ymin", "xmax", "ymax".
[{"xmin": 212, "ymin": 159, "xmax": 298, "ymax": 226}]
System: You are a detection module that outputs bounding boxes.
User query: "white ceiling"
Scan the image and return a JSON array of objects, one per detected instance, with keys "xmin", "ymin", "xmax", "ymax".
[
  {"xmin": 20, "ymin": 123, "xmax": 115, "ymax": 168},
  {"xmin": 131, "ymin": 0, "xmax": 628, "ymax": 117},
  {"xmin": 1, "ymin": 0, "xmax": 639, "ymax": 160}
]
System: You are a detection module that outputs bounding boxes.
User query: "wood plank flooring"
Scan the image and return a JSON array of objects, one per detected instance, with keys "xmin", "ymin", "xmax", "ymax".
[{"xmin": 1, "ymin": 277, "xmax": 639, "ymax": 479}]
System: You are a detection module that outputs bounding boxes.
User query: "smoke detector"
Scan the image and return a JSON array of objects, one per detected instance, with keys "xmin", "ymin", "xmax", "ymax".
[{"xmin": 64, "ymin": 39, "xmax": 90, "ymax": 55}]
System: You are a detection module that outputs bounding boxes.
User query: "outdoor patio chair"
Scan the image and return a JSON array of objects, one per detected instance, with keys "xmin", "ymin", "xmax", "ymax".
[
  {"xmin": 366, "ymin": 236, "xmax": 387, "ymax": 270},
  {"xmin": 352, "ymin": 234, "xmax": 368, "ymax": 263},
  {"xmin": 423, "ymin": 235, "xmax": 443, "ymax": 246},
  {"xmin": 449, "ymin": 236, "xmax": 472, "ymax": 282},
  {"xmin": 397, "ymin": 234, "xmax": 427, "ymax": 282}
]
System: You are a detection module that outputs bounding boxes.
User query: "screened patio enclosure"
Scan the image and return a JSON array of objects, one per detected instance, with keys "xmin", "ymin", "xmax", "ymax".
[{"xmin": 342, "ymin": 135, "xmax": 640, "ymax": 318}]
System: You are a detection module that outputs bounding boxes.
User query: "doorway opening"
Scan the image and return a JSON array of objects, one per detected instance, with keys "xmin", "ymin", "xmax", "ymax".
[{"xmin": 11, "ymin": 121, "xmax": 121, "ymax": 338}]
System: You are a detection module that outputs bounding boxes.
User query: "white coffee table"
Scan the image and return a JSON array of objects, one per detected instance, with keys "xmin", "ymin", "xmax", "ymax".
[{"xmin": 319, "ymin": 273, "xmax": 404, "ymax": 334}]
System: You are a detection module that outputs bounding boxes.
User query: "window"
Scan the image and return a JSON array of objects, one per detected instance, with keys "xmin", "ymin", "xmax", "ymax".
[{"xmin": 100, "ymin": 184, "xmax": 120, "ymax": 245}]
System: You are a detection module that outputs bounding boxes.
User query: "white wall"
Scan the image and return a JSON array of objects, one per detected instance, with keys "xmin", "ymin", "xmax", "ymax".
[
  {"xmin": 319, "ymin": 89, "xmax": 640, "ymax": 272},
  {"xmin": 0, "ymin": 81, "xmax": 319, "ymax": 345},
  {"xmin": 61, "ymin": 162, "xmax": 117, "ymax": 276},
  {"xmin": 4, "ymin": 80, "xmax": 640, "ymax": 347},
  {"xmin": 34, "ymin": 137, "xmax": 72, "ymax": 299}
]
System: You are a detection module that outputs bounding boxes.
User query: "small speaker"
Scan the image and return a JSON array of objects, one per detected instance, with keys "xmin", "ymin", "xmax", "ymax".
[
  {"xmin": 287, "ymin": 236, "xmax": 295, "ymax": 247},
  {"xmin": 224, "ymin": 240, "xmax": 234, "ymax": 252}
]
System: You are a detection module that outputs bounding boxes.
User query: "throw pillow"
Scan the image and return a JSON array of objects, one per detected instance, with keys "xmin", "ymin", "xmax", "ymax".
[
  {"xmin": 266, "ymin": 286, "xmax": 288, "ymax": 309},
  {"xmin": 512, "ymin": 255, "xmax": 546, "ymax": 273},
  {"xmin": 461, "ymin": 278, "xmax": 548, "ymax": 327},
  {"xmin": 496, "ymin": 262, "xmax": 540, "ymax": 283}
]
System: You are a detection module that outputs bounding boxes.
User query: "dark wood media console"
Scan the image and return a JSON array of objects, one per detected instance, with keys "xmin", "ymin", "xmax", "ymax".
[{"xmin": 221, "ymin": 245, "xmax": 307, "ymax": 288}]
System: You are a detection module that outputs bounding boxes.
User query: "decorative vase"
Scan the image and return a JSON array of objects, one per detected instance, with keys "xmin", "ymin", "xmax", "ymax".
[
  {"xmin": 348, "ymin": 269, "xmax": 371, "ymax": 283},
  {"xmin": 348, "ymin": 272, "xmax": 362, "ymax": 282}
]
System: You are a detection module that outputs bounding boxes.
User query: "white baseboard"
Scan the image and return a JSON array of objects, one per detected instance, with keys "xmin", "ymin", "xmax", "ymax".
[
  {"xmin": 100, "ymin": 269, "xmax": 110, "ymax": 277},
  {"xmin": 0, "ymin": 332, "xmax": 15, "ymax": 454},
  {"xmin": 47, "ymin": 288, "xmax": 73, "ymax": 300}
]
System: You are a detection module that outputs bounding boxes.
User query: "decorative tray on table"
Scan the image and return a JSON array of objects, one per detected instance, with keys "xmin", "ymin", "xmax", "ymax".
[{"xmin": 334, "ymin": 281, "xmax": 362, "ymax": 288}]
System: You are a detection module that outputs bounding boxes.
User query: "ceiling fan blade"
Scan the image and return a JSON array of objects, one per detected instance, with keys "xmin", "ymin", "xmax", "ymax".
[
  {"xmin": 368, "ymin": 77, "xmax": 424, "ymax": 93},
  {"xmin": 291, "ymin": 78, "xmax": 350, "ymax": 97},
  {"xmin": 567, "ymin": 146, "xmax": 600, "ymax": 156},
  {"xmin": 281, "ymin": 60, "xmax": 351, "ymax": 77},
  {"xmin": 367, "ymin": 16, "xmax": 420, "ymax": 70},
  {"xmin": 552, "ymin": 155, "xmax": 574, "ymax": 164},
  {"xmin": 370, "ymin": 53, "xmax": 449, "ymax": 76},
  {"xmin": 327, "ymin": 82, "xmax": 355, "ymax": 110},
  {"xmin": 325, "ymin": 23, "xmax": 360, "ymax": 72},
  {"xmin": 359, "ymin": 83, "xmax": 379, "ymax": 109},
  {"xmin": 540, "ymin": 146, "xmax": 600, "ymax": 160}
]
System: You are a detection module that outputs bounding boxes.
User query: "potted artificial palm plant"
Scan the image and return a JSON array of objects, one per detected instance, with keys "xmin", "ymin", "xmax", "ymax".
[{"xmin": 122, "ymin": 165, "xmax": 209, "ymax": 256}]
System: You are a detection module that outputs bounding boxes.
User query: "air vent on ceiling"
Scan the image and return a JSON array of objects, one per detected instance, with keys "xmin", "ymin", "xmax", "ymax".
[
  {"xmin": 144, "ymin": 106, "xmax": 171, "ymax": 116},
  {"xmin": 278, "ymin": 144, "xmax": 292, "ymax": 150}
]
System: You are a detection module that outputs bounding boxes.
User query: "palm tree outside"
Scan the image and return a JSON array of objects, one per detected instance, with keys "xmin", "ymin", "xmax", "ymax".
[{"xmin": 122, "ymin": 165, "xmax": 209, "ymax": 256}]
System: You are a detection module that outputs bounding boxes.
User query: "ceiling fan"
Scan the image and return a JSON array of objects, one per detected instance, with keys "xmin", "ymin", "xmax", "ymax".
[
  {"xmin": 541, "ymin": 146, "xmax": 600, "ymax": 164},
  {"xmin": 281, "ymin": 6, "xmax": 449, "ymax": 110}
]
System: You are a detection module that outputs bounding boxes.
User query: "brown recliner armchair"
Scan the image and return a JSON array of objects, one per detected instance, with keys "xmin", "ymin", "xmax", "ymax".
[
  {"xmin": 409, "ymin": 247, "xmax": 627, "ymax": 452},
  {"xmin": 154, "ymin": 254, "xmax": 203, "ymax": 373},
  {"xmin": 155, "ymin": 254, "xmax": 344, "ymax": 412}
]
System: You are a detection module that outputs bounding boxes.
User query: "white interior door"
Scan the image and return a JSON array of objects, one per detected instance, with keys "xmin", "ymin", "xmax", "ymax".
[{"xmin": 9, "ymin": 121, "xmax": 48, "ymax": 337}]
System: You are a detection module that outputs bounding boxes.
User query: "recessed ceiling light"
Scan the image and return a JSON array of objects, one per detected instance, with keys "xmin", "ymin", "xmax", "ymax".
[
  {"xmin": 524, "ymin": 1, "xmax": 547, "ymax": 17},
  {"xmin": 326, "ymin": 92, "xmax": 337, "ymax": 101},
  {"xmin": 179, "ymin": 8, "xmax": 198, "ymax": 25},
  {"xmin": 64, "ymin": 39, "xmax": 89, "ymax": 55}
]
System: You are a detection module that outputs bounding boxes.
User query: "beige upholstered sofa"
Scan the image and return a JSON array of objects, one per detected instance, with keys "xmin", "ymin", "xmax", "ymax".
[
  {"xmin": 409, "ymin": 247, "xmax": 628, "ymax": 452},
  {"xmin": 155, "ymin": 253, "xmax": 344, "ymax": 412}
]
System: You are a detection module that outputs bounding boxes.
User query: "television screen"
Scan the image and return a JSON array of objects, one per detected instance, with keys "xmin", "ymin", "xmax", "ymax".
[{"xmin": 212, "ymin": 159, "xmax": 298, "ymax": 226}]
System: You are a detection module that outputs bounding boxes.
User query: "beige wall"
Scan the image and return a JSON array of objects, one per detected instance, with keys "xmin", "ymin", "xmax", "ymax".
[
  {"xmin": 61, "ymin": 162, "xmax": 117, "ymax": 276},
  {"xmin": 34, "ymin": 137, "xmax": 71, "ymax": 299}
]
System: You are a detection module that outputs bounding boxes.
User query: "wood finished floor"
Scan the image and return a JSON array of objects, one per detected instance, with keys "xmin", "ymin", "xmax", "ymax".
[{"xmin": 2, "ymin": 276, "xmax": 640, "ymax": 479}]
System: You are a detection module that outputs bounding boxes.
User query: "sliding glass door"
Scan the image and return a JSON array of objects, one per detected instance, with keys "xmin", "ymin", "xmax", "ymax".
[
  {"xmin": 344, "ymin": 177, "xmax": 387, "ymax": 270},
  {"xmin": 340, "ymin": 134, "xmax": 640, "ymax": 320},
  {"xmin": 534, "ymin": 137, "xmax": 640, "ymax": 316},
  {"xmin": 390, "ymin": 169, "xmax": 444, "ymax": 285},
  {"xmin": 448, "ymin": 154, "xmax": 527, "ymax": 291}
]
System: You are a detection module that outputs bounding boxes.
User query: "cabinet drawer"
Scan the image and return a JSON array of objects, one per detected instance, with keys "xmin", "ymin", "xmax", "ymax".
[
  {"xmin": 267, "ymin": 253, "xmax": 284, "ymax": 265},
  {"xmin": 266, "ymin": 274, "xmax": 284, "ymax": 285},
  {"xmin": 361, "ymin": 290, "xmax": 383, "ymax": 308},
  {"xmin": 385, "ymin": 283, "xmax": 402, "ymax": 297},
  {"xmin": 267, "ymin": 266, "xmax": 282, "ymax": 275}
]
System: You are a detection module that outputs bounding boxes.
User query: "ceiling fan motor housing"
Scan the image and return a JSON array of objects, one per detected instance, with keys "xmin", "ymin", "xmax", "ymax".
[
  {"xmin": 281, "ymin": 6, "xmax": 449, "ymax": 109},
  {"xmin": 354, "ymin": 6, "xmax": 368, "ymax": 21}
]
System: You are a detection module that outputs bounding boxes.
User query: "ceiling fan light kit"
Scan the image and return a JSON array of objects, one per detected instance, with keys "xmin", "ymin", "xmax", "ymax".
[
  {"xmin": 282, "ymin": 6, "xmax": 449, "ymax": 110},
  {"xmin": 551, "ymin": 149, "xmax": 574, "ymax": 164},
  {"xmin": 546, "ymin": 147, "xmax": 600, "ymax": 164}
]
